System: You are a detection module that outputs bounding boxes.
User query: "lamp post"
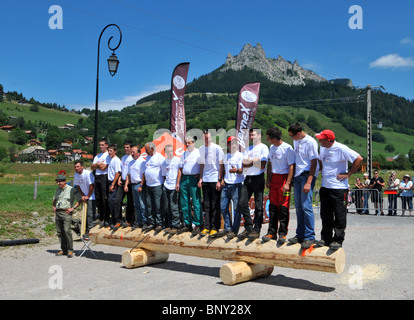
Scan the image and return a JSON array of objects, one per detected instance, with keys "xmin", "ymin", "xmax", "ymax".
[
  {"xmin": 366, "ymin": 84, "xmax": 385, "ymax": 178},
  {"xmin": 93, "ymin": 24, "xmax": 122, "ymax": 157}
]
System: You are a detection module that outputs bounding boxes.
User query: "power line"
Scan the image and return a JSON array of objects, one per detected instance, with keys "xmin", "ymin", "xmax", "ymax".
[
  {"xmin": 106, "ymin": 0, "xmax": 243, "ymax": 48},
  {"xmin": 43, "ymin": 0, "xmax": 228, "ymax": 57}
]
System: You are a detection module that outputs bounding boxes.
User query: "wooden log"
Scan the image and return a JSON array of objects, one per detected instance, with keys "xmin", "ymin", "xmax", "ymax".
[
  {"xmin": 122, "ymin": 248, "xmax": 169, "ymax": 269},
  {"xmin": 220, "ymin": 262, "xmax": 274, "ymax": 285},
  {"xmin": 89, "ymin": 226, "xmax": 345, "ymax": 274}
]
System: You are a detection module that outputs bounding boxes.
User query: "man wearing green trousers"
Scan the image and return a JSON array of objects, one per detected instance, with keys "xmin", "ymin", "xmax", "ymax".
[
  {"xmin": 53, "ymin": 174, "xmax": 80, "ymax": 258},
  {"xmin": 175, "ymin": 136, "xmax": 202, "ymax": 235}
]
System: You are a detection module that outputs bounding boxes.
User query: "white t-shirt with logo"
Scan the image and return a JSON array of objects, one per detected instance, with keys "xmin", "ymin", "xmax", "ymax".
[
  {"xmin": 128, "ymin": 156, "xmax": 146, "ymax": 184},
  {"xmin": 268, "ymin": 142, "xmax": 295, "ymax": 174},
  {"xmin": 121, "ymin": 154, "xmax": 133, "ymax": 181},
  {"xmin": 162, "ymin": 156, "xmax": 180, "ymax": 190},
  {"xmin": 179, "ymin": 148, "xmax": 201, "ymax": 175},
  {"xmin": 293, "ymin": 134, "xmax": 320, "ymax": 178},
  {"xmin": 92, "ymin": 151, "xmax": 111, "ymax": 175},
  {"xmin": 223, "ymin": 151, "xmax": 244, "ymax": 184},
  {"xmin": 107, "ymin": 156, "xmax": 122, "ymax": 181},
  {"xmin": 144, "ymin": 152, "xmax": 165, "ymax": 187},
  {"xmin": 243, "ymin": 143, "xmax": 269, "ymax": 176},
  {"xmin": 74, "ymin": 169, "xmax": 95, "ymax": 200},
  {"xmin": 199, "ymin": 143, "xmax": 224, "ymax": 182},
  {"xmin": 319, "ymin": 141, "xmax": 360, "ymax": 189}
]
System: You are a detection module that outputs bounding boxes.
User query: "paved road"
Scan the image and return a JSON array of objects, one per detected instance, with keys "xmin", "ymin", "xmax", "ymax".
[{"xmin": 1, "ymin": 211, "xmax": 413, "ymax": 301}]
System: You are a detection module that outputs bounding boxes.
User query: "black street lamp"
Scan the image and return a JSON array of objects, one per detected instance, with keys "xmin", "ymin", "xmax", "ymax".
[
  {"xmin": 93, "ymin": 24, "xmax": 122, "ymax": 157},
  {"xmin": 366, "ymin": 84, "xmax": 385, "ymax": 178}
]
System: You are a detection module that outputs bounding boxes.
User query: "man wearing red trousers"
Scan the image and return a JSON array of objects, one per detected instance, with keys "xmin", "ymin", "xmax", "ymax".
[{"xmin": 264, "ymin": 127, "xmax": 295, "ymax": 244}]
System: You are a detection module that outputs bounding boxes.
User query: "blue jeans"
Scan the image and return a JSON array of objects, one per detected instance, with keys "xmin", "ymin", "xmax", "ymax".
[
  {"xmin": 363, "ymin": 191, "xmax": 370, "ymax": 214},
  {"xmin": 220, "ymin": 183, "xmax": 242, "ymax": 233},
  {"xmin": 132, "ymin": 184, "xmax": 147, "ymax": 225},
  {"xmin": 293, "ymin": 174, "xmax": 316, "ymax": 241}
]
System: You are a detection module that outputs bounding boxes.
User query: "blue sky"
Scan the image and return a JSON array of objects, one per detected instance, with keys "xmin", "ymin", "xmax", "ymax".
[{"xmin": 1, "ymin": 0, "xmax": 413, "ymax": 111}]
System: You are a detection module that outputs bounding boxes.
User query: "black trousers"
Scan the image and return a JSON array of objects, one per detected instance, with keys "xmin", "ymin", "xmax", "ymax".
[
  {"xmin": 114, "ymin": 179, "xmax": 134, "ymax": 224},
  {"xmin": 267, "ymin": 204, "xmax": 289, "ymax": 236},
  {"xmin": 95, "ymin": 174, "xmax": 109, "ymax": 222},
  {"xmin": 319, "ymin": 187, "xmax": 348, "ymax": 244},
  {"xmin": 238, "ymin": 173, "xmax": 265, "ymax": 232},
  {"xmin": 202, "ymin": 182, "xmax": 221, "ymax": 230}
]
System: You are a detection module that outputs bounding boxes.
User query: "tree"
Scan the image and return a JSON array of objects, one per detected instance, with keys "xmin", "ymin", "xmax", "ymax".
[
  {"xmin": 384, "ymin": 144, "xmax": 395, "ymax": 153},
  {"xmin": 8, "ymin": 127, "xmax": 27, "ymax": 145},
  {"xmin": 45, "ymin": 127, "xmax": 62, "ymax": 149}
]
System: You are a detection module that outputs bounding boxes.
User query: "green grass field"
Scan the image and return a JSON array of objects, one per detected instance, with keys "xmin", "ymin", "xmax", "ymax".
[{"xmin": 0, "ymin": 101, "xmax": 82, "ymax": 126}]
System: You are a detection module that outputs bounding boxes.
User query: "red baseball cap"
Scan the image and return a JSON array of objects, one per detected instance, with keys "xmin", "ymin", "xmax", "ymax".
[
  {"xmin": 315, "ymin": 129, "xmax": 335, "ymax": 141},
  {"xmin": 227, "ymin": 136, "xmax": 237, "ymax": 143}
]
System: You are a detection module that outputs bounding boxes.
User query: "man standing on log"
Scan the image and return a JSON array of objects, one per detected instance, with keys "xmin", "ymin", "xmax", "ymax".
[
  {"xmin": 237, "ymin": 128, "xmax": 269, "ymax": 241},
  {"xmin": 162, "ymin": 144, "xmax": 181, "ymax": 233},
  {"xmin": 288, "ymin": 123, "xmax": 319, "ymax": 249},
  {"xmin": 53, "ymin": 174, "xmax": 80, "ymax": 258},
  {"xmin": 198, "ymin": 130, "xmax": 224, "ymax": 237},
  {"xmin": 107, "ymin": 145, "xmax": 122, "ymax": 229},
  {"xmin": 125, "ymin": 145, "xmax": 147, "ymax": 230},
  {"xmin": 91, "ymin": 138, "xmax": 111, "ymax": 227},
  {"xmin": 142, "ymin": 142, "xmax": 165, "ymax": 233},
  {"xmin": 316, "ymin": 129, "xmax": 363, "ymax": 250},
  {"xmin": 264, "ymin": 127, "xmax": 295, "ymax": 244},
  {"xmin": 176, "ymin": 136, "xmax": 202, "ymax": 235},
  {"xmin": 115, "ymin": 141, "xmax": 134, "ymax": 228}
]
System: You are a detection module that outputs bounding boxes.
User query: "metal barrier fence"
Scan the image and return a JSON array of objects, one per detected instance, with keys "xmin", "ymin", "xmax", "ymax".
[{"xmin": 347, "ymin": 188, "xmax": 413, "ymax": 216}]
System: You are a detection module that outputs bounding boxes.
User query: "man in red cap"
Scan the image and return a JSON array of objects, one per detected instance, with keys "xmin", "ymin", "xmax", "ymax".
[{"xmin": 316, "ymin": 129, "xmax": 363, "ymax": 250}]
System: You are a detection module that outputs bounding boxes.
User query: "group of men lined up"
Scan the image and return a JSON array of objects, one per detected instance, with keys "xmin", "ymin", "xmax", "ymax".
[{"xmin": 72, "ymin": 122, "xmax": 363, "ymax": 253}]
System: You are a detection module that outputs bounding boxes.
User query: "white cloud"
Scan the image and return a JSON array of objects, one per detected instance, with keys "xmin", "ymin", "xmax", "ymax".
[
  {"xmin": 71, "ymin": 85, "xmax": 170, "ymax": 111},
  {"xmin": 369, "ymin": 54, "xmax": 414, "ymax": 69},
  {"xmin": 400, "ymin": 37, "xmax": 414, "ymax": 46}
]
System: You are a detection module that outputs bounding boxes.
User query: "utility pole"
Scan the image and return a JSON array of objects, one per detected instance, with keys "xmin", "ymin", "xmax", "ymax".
[{"xmin": 366, "ymin": 85, "xmax": 372, "ymax": 178}]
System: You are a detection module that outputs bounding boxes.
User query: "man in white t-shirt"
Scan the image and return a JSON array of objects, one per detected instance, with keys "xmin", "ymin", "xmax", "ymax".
[
  {"xmin": 198, "ymin": 131, "xmax": 224, "ymax": 237},
  {"xmin": 125, "ymin": 145, "xmax": 147, "ymax": 229},
  {"xmin": 237, "ymin": 129, "xmax": 269, "ymax": 240},
  {"xmin": 74, "ymin": 160, "xmax": 96, "ymax": 235},
  {"xmin": 91, "ymin": 138, "xmax": 111, "ymax": 226},
  {"xmin": 161, "ymin": 144, "xmax": 181, "ymax": 233},
  {"xmin": 107, "ymin": 144, "xmax": 122, "ymax": 229},
  {"xmin": 175, "ymin": 136, "xmax": 202, "ymax": 235},
  {"xmin": 288, "ymin": 123, "xmax": 319, "ymax": 249},
  {"xmin": 220, "ymin": 136, "xmax": 244, "ymax": 239},
  {"xmin": 264, "ymin": 127, "xmax": 295, "ymax": 244},
  {"xmin": 114, "ymin": 141, "xmax": 134, "ymax": 227},
  {"xmin": 142, "ymin": 142, "xmax": 165, "ymax": 233},
  {"xmin": 316, "ymin": 129, "xmax": 362, "ymax": 250}
]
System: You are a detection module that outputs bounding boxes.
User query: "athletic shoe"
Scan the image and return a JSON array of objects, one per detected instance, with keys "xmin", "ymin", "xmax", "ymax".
[
  {"xmin": 329, "ymin": 242, "xmax": 342, "ymax": 250},
  {"xmin": 301, "ymin": 240, "xmax": 315, "ymax": 249},
  {"xmin": 237, "ymin": 229, "xmax": 251, "ymax": 240},
  {"xmin": 191, "ymin": 226, "xmax": 201, "ymax": 236},
  {"xmin": 277, "ymin": 235, "xmax": 287, "ymax": 245},
  {"xmin": 262, "ymin": 233, "xmax": 276, "ymax": 242},
  {"xmin": 209, "ymin": 229, "xmax": 218, "ymax": 237},
  {"xmin": 177, "ymin": 226, "xmax": 192, "ymax": 234},
  {"xmin": 248, "ymin": 230, "xmax": 260, "ymax": 240},
  {"xmin": 200, "ymin": 228, "xmax": 210, "ymax": 236}
]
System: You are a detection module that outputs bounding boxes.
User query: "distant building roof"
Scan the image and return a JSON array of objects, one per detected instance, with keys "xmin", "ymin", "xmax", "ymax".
[{"xmin": 19, "ymin": 146, "xmax": 47, "ymax": 155}]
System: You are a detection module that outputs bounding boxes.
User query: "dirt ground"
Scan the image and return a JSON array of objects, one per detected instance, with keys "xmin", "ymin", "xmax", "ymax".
[{"xmin": 1, "ymin": 212, "xmax": 414, "ymax": 302}]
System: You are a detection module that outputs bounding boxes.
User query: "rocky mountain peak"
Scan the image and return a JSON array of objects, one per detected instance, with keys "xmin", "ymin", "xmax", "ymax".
[{"xmin": 222, "ymin": 43, "xmax": 327, "ymax": 86}]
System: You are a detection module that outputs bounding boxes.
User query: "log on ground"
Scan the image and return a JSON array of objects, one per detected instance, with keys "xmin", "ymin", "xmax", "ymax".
[{"xmin": 89, "ymin": 225, "xmax": 345, "ymax": 274}]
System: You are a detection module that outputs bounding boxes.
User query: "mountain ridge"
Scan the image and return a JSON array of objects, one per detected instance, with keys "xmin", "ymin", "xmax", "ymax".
[{"xmin": 221, "ymin": 43, "xmax": 328, "ymax": 85}]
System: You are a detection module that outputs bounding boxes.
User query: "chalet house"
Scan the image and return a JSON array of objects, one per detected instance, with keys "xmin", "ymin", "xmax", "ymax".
[
  {"xmin": 18, "ymin": 146, "xmax": 51, "ymax": 163},
  {"xmin": 60, "ymin": 142, "xmax": 72, "ymax": 150},
  {"xmin": 0, "ymin": 125, "xmax": 15, "ymax": 132},
  {"xmin": 28, "ymin": 139, "xmax": 42, "ymax": 146}
]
